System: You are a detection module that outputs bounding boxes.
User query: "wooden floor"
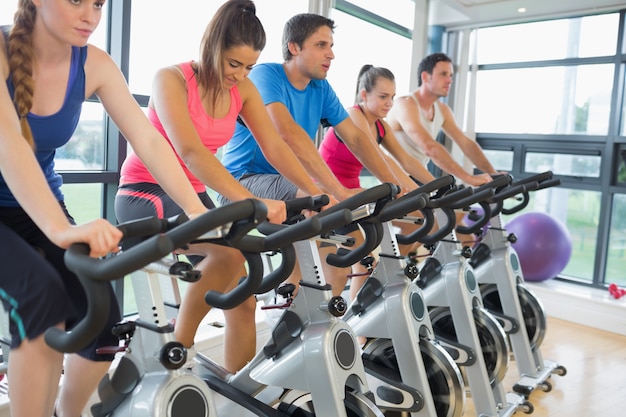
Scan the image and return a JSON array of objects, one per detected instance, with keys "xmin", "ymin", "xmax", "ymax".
[{"xmin": 464, "ymin": 316, "xmax": 626, "ymax": 416}]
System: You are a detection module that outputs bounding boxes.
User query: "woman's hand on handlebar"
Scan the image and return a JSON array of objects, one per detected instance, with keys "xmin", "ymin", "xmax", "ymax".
[
  {"xmin": 334, "ymin": 186, "xmax": 364, "ymax": 202},
  {"xmin": 53, "ymin": 219, "xmax": 122, "ymax": 258},
  {"xmin": 261, "ymin": 198, "xmax": 287, "ymax": 224}
]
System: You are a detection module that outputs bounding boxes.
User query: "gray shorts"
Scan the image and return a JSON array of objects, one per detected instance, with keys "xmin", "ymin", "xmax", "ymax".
[{"xmin": 218, "ymin": 173, "xmax": 298, "ymax": 205}]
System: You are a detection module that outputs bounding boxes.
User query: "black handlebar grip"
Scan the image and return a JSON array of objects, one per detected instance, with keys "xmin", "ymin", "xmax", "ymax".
[
  {"xmin": 376, "ymin": 192, "xmax": 428, "ymax": 223},
  {"xmin": 536, "ymin": 178, "xmax": 561, "ymax": 190},
  {"xmin": 448, "ymin": 188, "xmax": 495, "ymax": 210},
  {"xmin": 456, "ymin": 200, "xmax": 492, "ymax": 235},
  {"xmin": 326, "ymin": 221, "xmax": 383, "ymax": 268},
  {"xmin": 115, "ymin": 216, "xmax": 170, "ymax": 240},
  {"xmin": 317, "ymin": 209, "xmax": 354, "ymax": 235},
  {"xmin": 472, "ymin": 174, "xmax": 512, "ymax": 195},
  {"xmin": 204, "ymin": 251, "xmax": 264, "ymax": 309},
  {"xmin": 427, "ymin": 186, "xmax": 474, "ymax": 208},
  {"xmin": 494, "ymin": 184, "xmax": 527, "ymax": 202},
  {"xmin": 284, "ymin": 196, "xmax": 314, "ymax": 215},
  {"xmin": 395, "ymin": 207, "xmax": 435, "ymax": 245},
  {"xmin": 255, "ymin": 244, "xmax": 297, "ymax": 295},
  {"xmin": 513, "ymin": 171, "xmax": 553, "ymax": 187},
  {"xmin": 412, "ymin": 175, "xmax": 455, "ymax": 196},
  {"xmin": 318, "ymin": 183, "xmax": 398, "ymax": 217},
  {"xmin": 418, "ymin": 208, "xmax": 457, "ymax": 245},
  {"xmin": 262, "ymin": 216, "xmax": 323, "ymax": 251}
]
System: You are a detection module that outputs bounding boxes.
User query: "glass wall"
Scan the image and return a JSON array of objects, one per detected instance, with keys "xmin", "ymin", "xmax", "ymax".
[
  {"xmin": 328, "ymin": 0, "xmax": 415, "ymax": 107},
  {"xmin": 129, "ymin": 0, "xmax": 307, "ymax": 96},
  {"xmin": 463, "ymin": 10, "xmax": 626, "ymax": 287},
  {"xmin": 475, "ymin": 64, "xmax": 614, "ymax": 135},
  {"xmin": 475, "ymin": 14, "xmax": 619, "ymax": 64}
]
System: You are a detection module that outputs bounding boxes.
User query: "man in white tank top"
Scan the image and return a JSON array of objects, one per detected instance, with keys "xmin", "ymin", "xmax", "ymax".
[{"xmin": 386, "ymin": 53, "xmax": 499, "ymax": 187}]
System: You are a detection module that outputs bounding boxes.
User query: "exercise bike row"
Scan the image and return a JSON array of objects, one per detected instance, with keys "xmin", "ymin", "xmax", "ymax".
[{"xmin": 34, "ymin": 172, "xmax": 567, "ymax": 417}]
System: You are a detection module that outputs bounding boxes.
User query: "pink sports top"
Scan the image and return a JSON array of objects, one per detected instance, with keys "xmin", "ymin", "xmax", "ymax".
[
  {"xmin": 119, "ymin": 61, "xmax": 243, "ymax": 193},
  {"xmin": 319, "ymin": 105, "xmax": 385, "ymax": 189}
]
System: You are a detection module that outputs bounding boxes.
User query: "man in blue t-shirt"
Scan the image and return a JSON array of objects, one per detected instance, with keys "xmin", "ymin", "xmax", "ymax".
[
  {"xmin": 220, "ymin": 13, "xmax": 404, "ymax": 297},
  {"xmin": 221, "ymin": 13, "xmax": 401, "ymax": 208}
]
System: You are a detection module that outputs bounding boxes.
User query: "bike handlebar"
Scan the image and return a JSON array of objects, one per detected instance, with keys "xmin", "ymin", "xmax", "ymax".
[
  {"xmin": 46, "ymin": 199, "xmax": 271, "ymax": 353},
  {"xmin": 320, "ymin": 183, "xmax": 398, "ymax": 268},
  {"xmin": 500, "ymin": 171, "xmax": 561, "ymax": 215}
]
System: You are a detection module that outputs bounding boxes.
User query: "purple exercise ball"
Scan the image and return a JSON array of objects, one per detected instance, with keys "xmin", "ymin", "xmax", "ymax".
[{"xmin": 506, "ymin": 212, "xmax": 572, "ymax": 282}]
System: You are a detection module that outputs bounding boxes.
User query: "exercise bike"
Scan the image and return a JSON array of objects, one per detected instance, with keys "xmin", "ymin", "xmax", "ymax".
[
  {"xmin": 341, "ymin": 176, "xmax": 466, "ymax": 417},
  {"xmin": 193, "ymin": 184, "xmax": 410, "ymax": 417},
  {"xmin": 45, "ymin": 198, "xmax": 331, "ymax": 417},
  {"xmin": 413, "ymin": 176, "xmax": 534, "ymax": 416},
  {"xmin": 467, "ymin": 171, "xmax": 568, "ymax": 398}
]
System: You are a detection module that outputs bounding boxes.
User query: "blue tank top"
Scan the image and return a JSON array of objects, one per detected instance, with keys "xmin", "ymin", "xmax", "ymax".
[{"xmin": 1, "ymin": 30, "xmax": 86, "ymax": 207}]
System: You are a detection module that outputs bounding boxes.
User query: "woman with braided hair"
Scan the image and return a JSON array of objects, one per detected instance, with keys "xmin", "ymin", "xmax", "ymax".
[{"xmin": 0, "ymin": 1, "xmax": 208, "ymax": 416}]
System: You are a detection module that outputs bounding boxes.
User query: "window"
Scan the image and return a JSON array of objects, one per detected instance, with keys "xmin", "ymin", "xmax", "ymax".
[
  {"xmin": 607, "ymin": 195, "xmax": 626, "ymax": 286},
  {"xmin": 328, "ymin": 6, "xmax": 413, "ymax": 108},
  {"xmin": 622, "ymin": 72, "xmax": 626, "ymax": 136},
  {"xmin": 616, "ymin": 145, "xmax": 626, "ymax": 185},
  {"xmin": 476, "ymin": 14, "xmax": 619, "ymax": 64},
  {"xmin": 63, "ymin": 183, "xmax": 104, "ymax": 224},
  {"xmin": 57, "ymin": 102, "xmax": 106, "ymax": 171},
  {"xmin": 483, "ymin": 149, "xmax": 514, "ymax": 171},
  {"xmin": 503, "ymin": 188, "xmax": 601, "ymax": 284},
  {"xmin": 525, "ymin": 152, "xmax": 601, "ymax": 178},
  {"xmin": 475, "ymin": 64, "xmax": 614, "ymax": 135},
  {"xmin": 465, "ymin": 11, "xmax": 625, "ymax": 287},
  {"xmin": 128, "ymin": 0, "xmax": 307, "ymax": 96},
  {"xmin": 128, "ymin": 1, "xmax": 223, "ymax": 95},
  {"xmin": 0, "ymin": 4, "xmax": 16, "ymax": 26},
  {"xmin": 338, "ymin": 0, "xmax": 415, "ymax": 30}
]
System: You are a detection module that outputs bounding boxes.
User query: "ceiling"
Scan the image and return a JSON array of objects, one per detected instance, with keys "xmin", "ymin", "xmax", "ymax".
[{"xmin": 429, "ymin": 0, "xmax": 625, "ymax": 28}]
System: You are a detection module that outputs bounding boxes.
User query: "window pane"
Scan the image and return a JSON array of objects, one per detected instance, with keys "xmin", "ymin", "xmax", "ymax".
[
  {"xmin": 341, "ymin": 0, "xmax": 414, "ymax": 30},
  {"xmin": 607, "ymin": 194, "xmax": 626, "ymax": 286},
  {"xmin": 62, "ymin": 183, "xmax": 103, "ymax": 224},
  {"xmin": 483, "ymin": 149, "xmax": 513, "ymax": 171},
  {"xmin": 503, "ymin": 187, "xmax": 599, "ymax": 283},
  {"xmin": 129, "ymin": 1, "xmax": 222, "ymax": 95},
  {"xmin": 255, "ymin": 0, "xmax": 309, "ymax": 64},
  {"xmin": 328, "ymin": 8, "xmax": 412, "ymax": 108},
  {"xmin": 477, "ymin": 14, "xmax": 619, "ymax": 64},
  {"xmin": 622, "ymin": 74, "xmax": 626, "ymax": 136},
  {"xmin": 475, "ymin": 64, "xmax": 612, "ymax": 135},
  {"xmin": 616, "ymin": 146, "xmax": 626, "ymax": 185},
  {"xmin": 128, "ymin": 0, "xmax": 307, "ymax": 95},
  {"xmin": 525, "ymin": 153, "xmax": 601, "ymax": 178},
  {"xmin": 89, "ymin": 3, "xmax": 108, "ymax": 50},
  {"xmin": 0, "ymin": 4, "xmax": 17, "ymax": 25},
  {"xmin": 56, "ymin": 102, "xmax": 105, "ymax": 170}
]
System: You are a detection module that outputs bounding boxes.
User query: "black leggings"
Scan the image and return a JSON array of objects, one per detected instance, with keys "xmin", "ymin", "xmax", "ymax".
[{"xmin": 0, "ymin": 203, "xmax": 120, "ymax": 361}]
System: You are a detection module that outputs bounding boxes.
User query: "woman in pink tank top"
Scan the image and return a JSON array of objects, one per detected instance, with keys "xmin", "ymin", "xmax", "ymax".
[{"xmin": 115, "ymin": 0, "xmax": 324, "ymax": 373}]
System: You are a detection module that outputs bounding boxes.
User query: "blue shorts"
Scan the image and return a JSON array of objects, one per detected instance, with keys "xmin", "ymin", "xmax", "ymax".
[{"xmin": 0, "ymin": 203, "xmax": 120, "ymax": 361}]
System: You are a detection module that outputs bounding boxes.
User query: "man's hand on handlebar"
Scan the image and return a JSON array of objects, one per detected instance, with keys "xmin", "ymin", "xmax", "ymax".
[{"xmin": 261, "ymin": 199, "xmax": 288, "ymax": 224}]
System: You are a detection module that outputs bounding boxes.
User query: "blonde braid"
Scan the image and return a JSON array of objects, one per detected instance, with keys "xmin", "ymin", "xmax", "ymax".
[{"xmin": 8, "ymin": 0, "xmax": 37, "ymax": 148}]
